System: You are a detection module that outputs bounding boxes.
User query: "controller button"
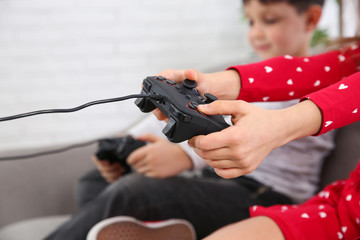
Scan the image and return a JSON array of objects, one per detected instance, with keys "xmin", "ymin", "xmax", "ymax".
[
  {"xmin": 157, "ymin": 76, "xmax": 167, "ymax": 81},
  {"xmin": 185, "ymin": 94, "xmax": 191, "ymax": 99},
  {"xmin": 124, "ymin": 135, "xmax": 135, "ymax": 144},
  {"xmin": 188, "ymin": 101, "xmax": 199, "ymax": 110},
  {"xmin": 162, "ymin": 117, "xmax": 177, "ymax": 139},
  {"xmin": 170, "ymin": 105, "xmax": 191, "ymax": 123},
  {"xmin": 143, "ymin": 79, "xmax": 152, "ymax": 91},
  {"xmin": 116, "ymin": 144, "xmax": 126, "ymax": 154},
  {"xmin": 204, "ymin": 93, "xmax": 218, "ymax": 103},
  {"xmin": 166, "ymin": 79, "xmax": 176, "ymax": 85},
  {"xmin": 198, "ymin": 96, "xmax": 205, "ymax": 102},
  {"xmin": 182, "ymin": 79, "xmax": 197, "ymax": 89}
]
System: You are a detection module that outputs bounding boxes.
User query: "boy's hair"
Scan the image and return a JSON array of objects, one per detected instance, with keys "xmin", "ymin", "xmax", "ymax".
[{"xmin": 242, "ymin": 0, "xmax": 324, "ymax": 13}]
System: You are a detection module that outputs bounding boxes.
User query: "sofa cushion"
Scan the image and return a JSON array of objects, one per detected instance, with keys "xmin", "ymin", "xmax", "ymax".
[{"xmin": 319, "ymin": 121, "xmax": 360, "ymax": 189}]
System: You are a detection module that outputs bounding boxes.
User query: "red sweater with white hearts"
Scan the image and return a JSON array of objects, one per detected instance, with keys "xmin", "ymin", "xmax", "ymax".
[{"xmin": 229, "ymin": 45, "xmax": 360, "ymax": 135}]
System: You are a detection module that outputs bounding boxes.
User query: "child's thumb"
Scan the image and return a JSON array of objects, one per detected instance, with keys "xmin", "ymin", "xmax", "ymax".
[
  {"xmin": 184, "ymin": 69, "xmax": 200, "ymax": 81},
  {"xmin": 136, "ymin": 133, "xmax": 161, "ymax": 143}
]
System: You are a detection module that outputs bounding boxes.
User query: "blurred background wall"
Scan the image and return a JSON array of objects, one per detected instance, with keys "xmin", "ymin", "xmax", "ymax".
[{"xmin": 0, "ymin": 0, "xmax": 347, "ymax": 153}]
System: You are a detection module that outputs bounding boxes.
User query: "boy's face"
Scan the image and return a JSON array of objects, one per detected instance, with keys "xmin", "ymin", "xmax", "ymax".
[{"xmin": 244, "ymin": 0, "xmax": 311, "ymax": 59}]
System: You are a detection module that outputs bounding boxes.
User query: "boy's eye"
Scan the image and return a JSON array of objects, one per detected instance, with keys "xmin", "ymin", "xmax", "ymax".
[
  {"xmin": 248, "ymin": 20, "xmax": 254, "ymax": 26},
  {"xmin": 264, "ymin": 18, "xmax": 279, "ymax": 24}
]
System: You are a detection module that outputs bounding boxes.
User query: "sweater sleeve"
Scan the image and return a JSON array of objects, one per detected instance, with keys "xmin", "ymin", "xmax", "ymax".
[
  {"xmin": 301, "ymin": 71, "xmax": 360, "ymax": 135},
  {"xmin": 228, "ymin": 44, "xmax": 360, "ymax": 102}
]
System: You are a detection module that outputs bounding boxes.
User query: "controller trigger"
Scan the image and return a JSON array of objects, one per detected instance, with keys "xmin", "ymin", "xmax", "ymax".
[
  {"xmin": 135, "ymin": 96, "xmax": 156, "ymax": 113},
  {"xmin": 162, "ymin": 117, "xmax": 177, "ymax": 139},
  {"xmin": 204, "ymin": 93, "xmax": 218, "ymax": 103}
]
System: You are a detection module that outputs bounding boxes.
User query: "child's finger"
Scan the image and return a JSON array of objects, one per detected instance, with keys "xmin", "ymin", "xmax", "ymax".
[{"xmin": 197, "ymin": 100, "xmax": 251, "ymax": 117}]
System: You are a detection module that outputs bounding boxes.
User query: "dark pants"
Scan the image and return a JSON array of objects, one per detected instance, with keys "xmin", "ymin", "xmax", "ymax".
[{"xmin": 44, "ymin": 169, "xmax": 292, "ymax": 240}]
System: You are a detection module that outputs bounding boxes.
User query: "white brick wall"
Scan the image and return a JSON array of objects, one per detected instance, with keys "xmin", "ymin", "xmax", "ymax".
[{"xmin": 0, "ymin": 0, "xmax": 251, "ymax": 152}]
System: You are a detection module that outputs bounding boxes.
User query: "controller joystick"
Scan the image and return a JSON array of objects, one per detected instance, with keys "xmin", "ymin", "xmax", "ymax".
[
  {"xmin": 95, "ymin": 136, "xmax": 146, "ymax": 174},
  {"xmin": 182, "ymin": 79, "xmax": 197, "ymax": 89},
  {"xmin": 135, "ymin": 76, "xmax": 230, "ymax": 143}
]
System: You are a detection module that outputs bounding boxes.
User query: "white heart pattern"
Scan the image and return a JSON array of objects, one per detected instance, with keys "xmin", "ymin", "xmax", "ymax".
[
  {"xmin": 346, "ymin": 194, "xmax": 352, "ymax": 201},
  {"xmin": 289, "ymin": 91, "xmax": 295, "ymax": 96},
  {"xmin": 324, "ymin": 66, "xmax": 331, "ymax": 72},
  {"xmin": 319, "ymin": 212, "xmax": 327, "ymax": 218},
  {"xmin": 287, "ymin": 79, "xmax": 293, "ymax": 85},
  {"xmin": 339, "ymin": 84, "xmax": 348, "ymax": 90},
  {"xmin": 284, "ymin": 55, "xmax": 293, "ymax": 59},
  {"xmin": 263, "ymin": 96, "xmax": 270, "ymax": 101},
  {"xmin": 314, "ymin": 80, "xmax": 321, "ymax": 87},
  {"xmin": 281, "ymin": 206, "xmax": 288, "ymax": 212},
  {"xmin": 265, "ymin": 66, "xmax": 273, "ymax": 73},
  {"xmin": 303, "ymin": 58, "xmax": 310, "ymax": 62},
  {"xmin": 319, "ymin": 191, "xmax": 331, "ymax": 198},
  {"xmin": 325, "ymin": 121, "xmax": 333, "ymax": 128},
  {"xmin": 338, "ymin": 232, "xmax": 344, "ymax": 239},
  {"xmin": 301, "ymin": 213, "xmax": 310, "ymax": 219},
  {"xmin": 338, "ymin": 55, "xmax": 345, "ymax": 62},
  {"xmin": 296, "ymin": 67, "xmax": 303, "ymax": 72},
  {"xmin": 353, "ymin": 109, "xmax": 358, "ymax": 114},
  {"xmin": 249, "ymin": 78, "xmax": 254, "ymax": 84},
  {"xmin": 341, "ymin": 226, "xmax": 347, "ymax": 233}
]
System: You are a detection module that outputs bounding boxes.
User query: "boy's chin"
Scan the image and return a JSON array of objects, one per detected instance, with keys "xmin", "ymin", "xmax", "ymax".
[
  {"xmin": 257, "ymin": 52, "xmax": 273, "ymax": 60},
  {"xmin": 258, "ymin": 50, "xmax": 293, "ymax": 60}
]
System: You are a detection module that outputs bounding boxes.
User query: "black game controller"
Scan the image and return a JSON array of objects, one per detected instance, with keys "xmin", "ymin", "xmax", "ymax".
[
  {"xmin": 95, "ymin": 136, "xmax": 146, "ymax": 174},
  {"xmin": 135, "ymin": 76, "xmax": 230, "ymax": 143}
]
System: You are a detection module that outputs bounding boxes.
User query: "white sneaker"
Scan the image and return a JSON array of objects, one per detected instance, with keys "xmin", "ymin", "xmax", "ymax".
[{"xmin": 86, "ymin": 216, "xmax": 196, "ymax": 240}]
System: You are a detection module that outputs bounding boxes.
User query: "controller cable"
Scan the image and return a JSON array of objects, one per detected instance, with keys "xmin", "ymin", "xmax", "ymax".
[
  {"xmin": 0, "ymin": 93, "xmax": 163, "ymax": 122},
  {"xmin": 0, "ymin": 93, "xmax": 162, "ymax": 160}
]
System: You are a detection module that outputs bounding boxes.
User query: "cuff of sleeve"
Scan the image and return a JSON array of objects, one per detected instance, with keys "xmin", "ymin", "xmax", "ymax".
[
  {"xmin": 179, "ymin": 141, "xmax": 207, "ymax": 170},
  {"xmin": 226, "ymin": 65, "xmax": 261, "ymax": 102},
  {"xmin": 299, "ymin": 96, "xmax": 328, "ymax": 136}
]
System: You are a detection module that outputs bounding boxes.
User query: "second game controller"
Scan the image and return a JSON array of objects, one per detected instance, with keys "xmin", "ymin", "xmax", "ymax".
[
  {"xmin": 95, "ymin": 136, "xmax": 146, "ymax": 174},
  {"xmin": 135, "ymin": 76, "xmax": 230, "ymax": 143}
]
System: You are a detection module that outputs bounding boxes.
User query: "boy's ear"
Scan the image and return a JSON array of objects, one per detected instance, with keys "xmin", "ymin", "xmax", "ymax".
[{"xmin": 305, "ymin": 5, "xmax": 322, "ymax": 32}]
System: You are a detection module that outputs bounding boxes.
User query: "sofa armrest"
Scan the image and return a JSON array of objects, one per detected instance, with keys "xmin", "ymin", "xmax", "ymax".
[{"xmin": 0, "ymin": 143, "xmax": 97, "ymax": 228}]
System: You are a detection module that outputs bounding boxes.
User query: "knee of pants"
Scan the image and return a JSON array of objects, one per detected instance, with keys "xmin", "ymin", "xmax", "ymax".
[{"xmin": 100, "ymin": 173, "xmax": 160, "ymax": 207}]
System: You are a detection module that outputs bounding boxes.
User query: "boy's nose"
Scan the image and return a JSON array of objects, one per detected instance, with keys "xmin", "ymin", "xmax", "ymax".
[{"xmin": 250, "ymin": 23, "xmax": 265, "ymax": 40}]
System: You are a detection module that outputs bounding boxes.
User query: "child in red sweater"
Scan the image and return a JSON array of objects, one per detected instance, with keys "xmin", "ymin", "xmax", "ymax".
[{"xmin": 185, "ymin": 43, "xmax": 360, "ymax": 240}]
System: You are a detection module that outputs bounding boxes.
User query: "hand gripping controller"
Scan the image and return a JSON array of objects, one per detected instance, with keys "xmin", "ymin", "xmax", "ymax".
[
  {"xmin": 135, "ymin": 76, "xmax": 230, "ymax": 143},
  {"xmin": 95, "ymin": 136, "xmax": 146, "ymax": 174}
]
